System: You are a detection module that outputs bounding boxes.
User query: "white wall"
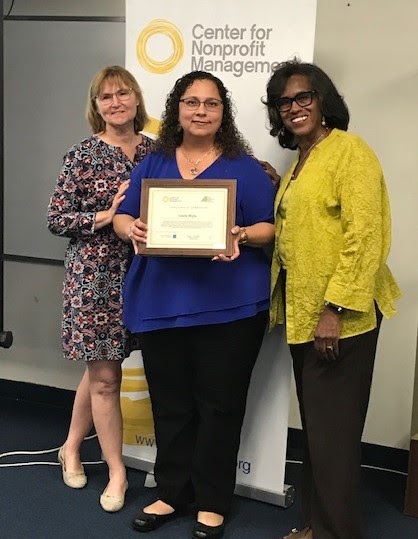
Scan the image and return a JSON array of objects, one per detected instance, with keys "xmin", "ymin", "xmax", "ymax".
[{"xmin": 1, "ymin": 0, "xmax": 417, "ymax": 450}]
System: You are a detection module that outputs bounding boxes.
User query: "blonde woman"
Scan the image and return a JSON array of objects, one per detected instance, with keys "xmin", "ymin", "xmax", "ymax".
[{"xmin": 47, "ymin": 65, "xmax": 153, "ymax": 512}]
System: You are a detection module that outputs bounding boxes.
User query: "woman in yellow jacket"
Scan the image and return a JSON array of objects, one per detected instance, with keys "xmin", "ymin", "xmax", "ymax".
[{"xmin": 264, "ymin": 60, "xmax": 400, "ymax": 539}]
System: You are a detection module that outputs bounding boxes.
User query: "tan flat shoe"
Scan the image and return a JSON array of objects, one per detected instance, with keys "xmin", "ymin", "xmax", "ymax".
[
  {"xmin": 58, "ymin": 446, "xmax": 87, "ymax": 489},
  {"xmin": 100, "ymin": 481, "xmax": 128, "ymax": 512},
  {"xmin": 283, "ymin": 527, "xmax": 312, "ymax": 539}
]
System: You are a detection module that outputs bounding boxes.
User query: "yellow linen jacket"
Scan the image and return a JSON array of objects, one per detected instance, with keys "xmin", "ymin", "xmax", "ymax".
[{"xmin": 269, "ymin": 129, "xmax": 401, "ymax": 344}]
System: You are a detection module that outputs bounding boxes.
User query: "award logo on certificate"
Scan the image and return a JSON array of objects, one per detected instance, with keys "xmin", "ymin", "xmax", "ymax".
[{"xmin": 138, "ymin": 179, "xmax": 237, "ymax": 257}]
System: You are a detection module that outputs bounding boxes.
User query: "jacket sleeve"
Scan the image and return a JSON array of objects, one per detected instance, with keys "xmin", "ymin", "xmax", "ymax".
[{"xmin": 325, "ymin": 137, "xmax": 388, "ymax": 312}]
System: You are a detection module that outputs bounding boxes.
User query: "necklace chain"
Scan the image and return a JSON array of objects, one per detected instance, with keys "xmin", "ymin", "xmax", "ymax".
[
  {"xmin": 180, "ymin": 146, "xmax": 215, "ymax": 176},
  {"xmin": 291, "ymin": 129, "xmax": 328, "ymax": 180}
]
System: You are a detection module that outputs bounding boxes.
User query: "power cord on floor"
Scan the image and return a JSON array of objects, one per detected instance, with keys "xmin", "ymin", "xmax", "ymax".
[
  {"xmin": 0, "ymin": 440, "xmax": 407, "ymax": 476},
  {"xmin": 0, "ymin": 434, "xmax": 104, "ymax": 468},
  {"xmin": 361, "ymin": 463, "xmax": 407, "ymax": 476},
  {"xmin": 286, "ymin": 459, "xmax": 407, "ymax": 476}
]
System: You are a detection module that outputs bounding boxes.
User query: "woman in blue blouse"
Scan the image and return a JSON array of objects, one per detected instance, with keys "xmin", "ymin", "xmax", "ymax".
[{"xmin": 114, "ymin": 71, "xmax": 275, "ymax": 539}]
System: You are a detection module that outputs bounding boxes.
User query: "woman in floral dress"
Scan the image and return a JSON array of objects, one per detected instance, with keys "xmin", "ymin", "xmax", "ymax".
[{"xmin": 47, "ymin": 66, "xmax": 153, "ymax": 512}]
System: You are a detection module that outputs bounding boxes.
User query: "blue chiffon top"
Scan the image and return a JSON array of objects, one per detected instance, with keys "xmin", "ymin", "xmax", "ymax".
[{"xmin": 116, "ymin": 151, "xmax": 275, "ymax": 332}]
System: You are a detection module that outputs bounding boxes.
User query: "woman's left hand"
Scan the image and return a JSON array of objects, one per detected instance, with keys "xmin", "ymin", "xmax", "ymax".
[
  {"xmin": 94, "ymin": 179, "xmax": 131, "ymax": 231},
  {"xmin": 211, "ymin": 225, "xmax": 241, "ymax": 262},
  {"xmin": 314, "ymin": 309, "xmax": 342, "ymax": 360}
]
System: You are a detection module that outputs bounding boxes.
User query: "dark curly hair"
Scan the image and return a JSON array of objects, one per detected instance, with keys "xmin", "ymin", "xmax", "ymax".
[
  {"xmin": 154, "ymin": 71, "xmax": 251, "ymax": 157},
  {"xmin": 262, "ymin": 59, "xmax": 350, "ymax": 150}
]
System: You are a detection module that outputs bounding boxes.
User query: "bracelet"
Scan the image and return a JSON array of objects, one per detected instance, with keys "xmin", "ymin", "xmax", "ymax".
[
  {"xmin": 238, "ymin": 227, "xmax": 248, "ymax": 245},
  {"xmin": 324, "ymin": 301, "xmax": 344, "ymax": 314}
]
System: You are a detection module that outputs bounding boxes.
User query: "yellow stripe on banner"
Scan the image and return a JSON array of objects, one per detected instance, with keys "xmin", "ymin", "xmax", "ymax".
[
  {"xmin": 122, "ymin": 367, "xmax": 145, "ymax": 377},
  {"xmin": 143, "ymin": 116, "xmax": 160, "ymax": 137},
  {"xmin": 120, "ymin": 378, "xmax": 149, "ymax": 392},
  {"xmin": 121, "ymin": 396, "xmax": 155, "ymax": 445}
]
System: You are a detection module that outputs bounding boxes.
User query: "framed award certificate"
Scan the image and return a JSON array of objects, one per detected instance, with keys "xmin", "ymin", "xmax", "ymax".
[{"xmin": 138, "ymin": 179, "xmax": 237, "ymax": 257}]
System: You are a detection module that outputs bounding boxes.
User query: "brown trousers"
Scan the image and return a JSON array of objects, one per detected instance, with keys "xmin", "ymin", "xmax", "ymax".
[{"xmin": 289, "ymin": 310, "xmax": 382, "ymax": 539}]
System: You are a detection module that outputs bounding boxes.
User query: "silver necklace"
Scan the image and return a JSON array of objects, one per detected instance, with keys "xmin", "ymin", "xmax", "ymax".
[
  {"xmin": 180, "ymin": 146, "xmax": 215, "ymax": 176},
  {"xmin": 291, "ymin": 129, "xmax": 328, "ymax": 180}
]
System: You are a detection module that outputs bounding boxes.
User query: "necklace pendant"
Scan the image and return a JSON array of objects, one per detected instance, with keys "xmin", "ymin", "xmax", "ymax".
[{"xmin": 190, "ymin": 167, "xmax": 199, "ymax": 175}]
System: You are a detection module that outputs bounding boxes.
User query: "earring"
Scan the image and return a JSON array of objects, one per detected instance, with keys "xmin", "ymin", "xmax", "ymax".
[
  {"xmin": 321, "ymin": 116, "xmax": 327, "ymax": 127},
  {"xmin": 176, "ymin": 123, "xmax": 183, "ymax": 133},
  {"xmin": 279, "ymin": 126, "xmax": 285, "ymax": 136}
]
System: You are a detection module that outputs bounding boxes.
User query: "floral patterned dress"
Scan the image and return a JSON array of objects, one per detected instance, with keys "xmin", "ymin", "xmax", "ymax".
[{"xmin": 47, "ymin": 135, "xmax": 153, "ymax": 361}]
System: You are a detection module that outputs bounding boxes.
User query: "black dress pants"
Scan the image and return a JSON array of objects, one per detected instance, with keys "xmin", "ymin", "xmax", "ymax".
[
  {"xmin": 289, "ymin": 310, "xmax": 382, "ymax": 539},
  {"xmin": 140, "ymin": 311, "xmax": 268, "ymax": 515}
]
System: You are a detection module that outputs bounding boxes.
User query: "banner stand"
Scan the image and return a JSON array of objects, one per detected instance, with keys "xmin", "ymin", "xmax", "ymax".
[
  {"xmin": 234, "ymin": 483, "xmax": 295, "ymax": 508},
  {"xmin": 121, "ymin": 326, "xmax": 294, "ymax": 509},
  {"xmin": 122, "ymin": 0, "xmax": 318, "ymax": 509},
  {"xmin": 128, "ymin": 471, "xmax": 296, "ymax": 508}
]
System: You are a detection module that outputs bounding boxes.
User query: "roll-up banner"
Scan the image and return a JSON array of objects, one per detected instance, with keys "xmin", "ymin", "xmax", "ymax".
[{"xmin": 122, "ymin": 0, "xmax": 317, "ymax": 507}]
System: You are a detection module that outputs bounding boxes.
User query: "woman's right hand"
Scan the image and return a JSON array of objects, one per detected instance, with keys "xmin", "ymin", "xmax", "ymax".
[
  {"xmin": 127, "ymin": 218, "xmax": 147, "ymax": 255},
  {"xmin": 314, "ymin": 308, "xmax": 342, "ymax": 360}
]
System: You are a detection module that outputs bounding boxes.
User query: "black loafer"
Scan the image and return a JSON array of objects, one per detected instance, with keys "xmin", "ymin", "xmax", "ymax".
[
  {"xmin": 192, "ymin": 521, "xmax": 225, "ymax": 539},
  {"xmin": 131, "ymin": 508, "xmax": 180, "ymax": 532}
]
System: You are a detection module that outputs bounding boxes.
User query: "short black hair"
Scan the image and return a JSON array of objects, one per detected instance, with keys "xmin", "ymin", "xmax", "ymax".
[{"xmin": 263, "ymin": 59, "xmax": 350, "ymax": 149}]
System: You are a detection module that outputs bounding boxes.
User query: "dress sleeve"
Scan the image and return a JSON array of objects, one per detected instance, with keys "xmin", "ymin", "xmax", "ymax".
[{"xmin": 47, "ymin": 146, "xmax": 96, "ymax": 238}]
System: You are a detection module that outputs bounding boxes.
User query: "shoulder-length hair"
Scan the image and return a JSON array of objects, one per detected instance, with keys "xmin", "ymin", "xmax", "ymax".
[
  {"xmin": 86, "ymin": 65, "xmax": 149, "ymax": 134},
  {"xmin": 263, "ymin": 59, "xmax": 350, "ymax": 149},
  {"xmin": 154, "ymin": 70, "xmax": 251, "ymax": 158}
]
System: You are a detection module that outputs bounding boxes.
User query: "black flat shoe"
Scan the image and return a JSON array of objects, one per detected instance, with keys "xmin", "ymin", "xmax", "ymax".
[
  {"xmin": 192, "ymin": 521, "xmax": 225, "ymax": 539},
  {"xmin": 131, "ymin": 508, "xmax": 180, "ymax": 533}
]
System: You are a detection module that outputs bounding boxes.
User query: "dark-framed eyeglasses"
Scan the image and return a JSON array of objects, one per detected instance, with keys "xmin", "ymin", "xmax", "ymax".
[
  {"xmin": 274, "ymin": 90, "xmax": 317, "ymax": 112},
  {"xmin": 179, "ymin": 97, "xmax": 223, "ymax": 111},
  {"xmin": 95, "ymin": 88, "xmax": 134, "ymax": 105}
]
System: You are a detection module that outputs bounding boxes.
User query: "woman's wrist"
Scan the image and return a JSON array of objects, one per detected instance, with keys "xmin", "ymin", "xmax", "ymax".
[
  {"xmin": 237, "ymin": 223, "xmax": 275, "ymax": 247},
  {"xmin": 324, "ymin": 301, "xmax": 344, "ymax": 315},
  {"xmin": 94, "ymin": 209, "xmax": 113, "ymax": 231}
]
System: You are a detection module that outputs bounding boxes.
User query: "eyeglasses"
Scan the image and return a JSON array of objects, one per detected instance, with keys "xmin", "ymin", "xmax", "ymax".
[
  {"xmin": 274, "ymin": 90, "xmax": 317, "ymax": 112},
  {"xmin": 95, "ymin": 88, "xmax": 134, "ymax": 105},
  {"xmin": 179, "ymin": 97, "xmax": 223, "ymax": 111}
]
